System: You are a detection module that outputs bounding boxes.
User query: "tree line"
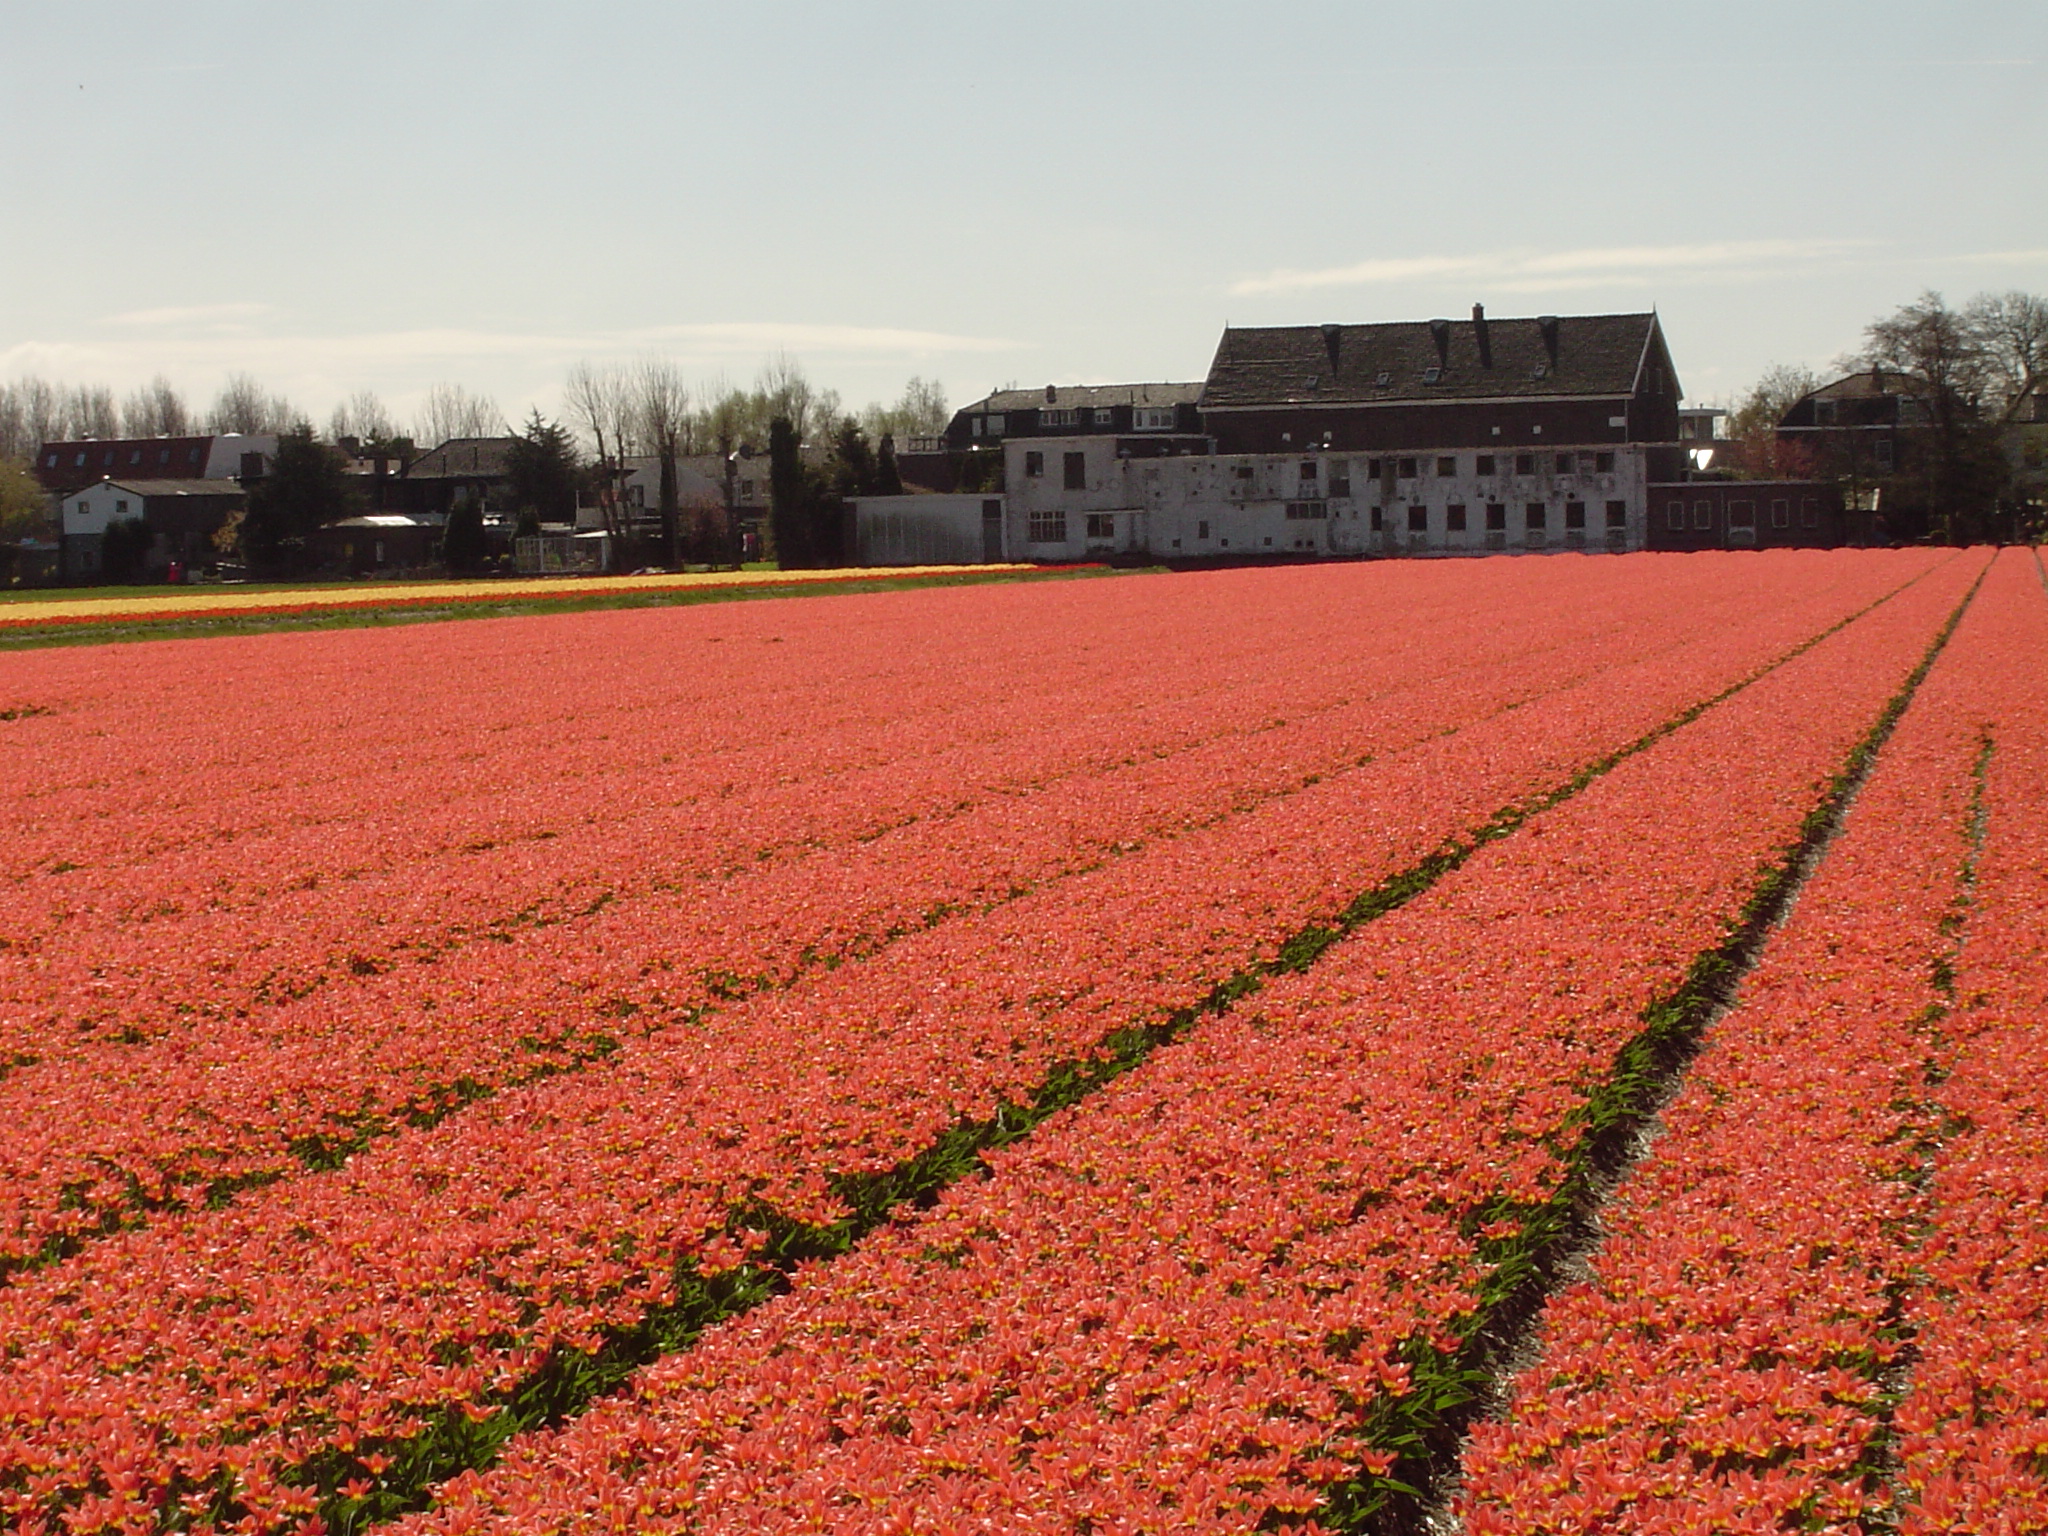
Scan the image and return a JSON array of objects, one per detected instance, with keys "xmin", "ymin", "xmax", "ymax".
[{"xmin": 1723, "ymin": 289, "xmax": 2045, "ymax": 542}]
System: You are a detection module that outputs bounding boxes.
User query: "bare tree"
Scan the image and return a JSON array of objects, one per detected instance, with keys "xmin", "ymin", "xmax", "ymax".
[
  {"xmin": 68, "ymin": 384, "xmax": 120, "ymax": 439},
  {"xmin": 412, "ymin": 383, "xmax": 502, "ymax": 448},
  {"xmin": 635, "ymin": 358, "xmax": 691, "ymax": 568},
  {"xmin": 1964, "ymin": 290, "xmax": 2048, "ymax": 424},
  {"xmin": 564, "ymin": 361, "xmax": 636, "ymax": 537},
  {"xmin": 121, "ymin": 375, "xmax": 192, "ymax": 438},
  {"xmin": 0, "ymin": 386, "xmax": 30, "ymax": 461},
  {"xmin": 209, "ymin": 372, "xmax": 297, "ymax": 434},
  {"xmin": 329, "ymin": 389, "xmax": 396, "ymax": 446},
  {"xmin": 18, "ymin": 378, "xmax": 65, "ymax": 450},
  {"xmin": 859, "ymin": 375, "xmax": 950, "ymax": 442},
  {"xmin": 757, "ymin": 353, "xmax": 818, "ymax": 444},
  {"xmin": 1723, "ymin": 362, "xmax": 1821, "ymax": 479}
]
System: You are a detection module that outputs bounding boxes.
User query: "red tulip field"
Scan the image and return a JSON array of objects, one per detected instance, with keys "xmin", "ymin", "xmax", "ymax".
[{"xmin": 1, "ymin": 547, "xmax": 2043, "ymax": 1535}]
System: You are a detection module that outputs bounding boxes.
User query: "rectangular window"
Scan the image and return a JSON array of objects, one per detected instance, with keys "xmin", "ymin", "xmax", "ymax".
[
  {"xmin": 1800, "ymin": 498, "xmax": 1820, "ymax": 528},
  {"xmin": 114, "ymin": 499, "xmax": 129, "ymax": 516},
  {"xmin": 1040, "ymin": 408, "xmax": 1077, "ymax": 429},
  {"xmin": 1285, "ymin": 501, "xmax": 1328, "ymax": 520},
  {"xmin": 1693, "ymin": 501, "xmax": 1713, "ymax": 530},
  {"xmin": 1329, "ymin": 461, "xmax": 1351, "ymax": 496},
  {"xmin": 1197, "ymin": 520, "xmax": 1210, "ymax": 539},
  {"xmin": 1133, "ymin": 406, "xmax": 1175, "ymax": 430},
  {"xmin": 1526, "ymin": 502, "xmax": 1547, "ymax": 530},
  {"xmin": 1397, "ymin": 457, "xmax": 1417, "ymax": 479},
  {"xmin": 1092, "ymin": 408, "xmax": 1114, "ymax": 426},
  {"xmin": 1446, "ymin": 504, "xmax": 1468, "ymax": 531},
  {"xmin": 1770, "ymin": 499, "xmax": 1790, "ymax": 529},
  {"xmin": 1515, "ymin": 453, "xmax": 1535, "ymax": 474},
  {"xmin": 1555, "ymin": 452, "xmax": 1575, "ymax": 473},
  {"xmin": 1606, "ymin": 499, "xmax": 1627, "ymax": 529},
  {"xmin": 1370, "ymin": 507, "xmax": 1384, "ymax": 530},
  {"xmin": 1436, "ymin": 455, "xmax": 1456, "ymax": 476},
  {"xmin": 1874, "ymin": 438, "xmax": 1895, "ymax": 471},
  {"xmin": 1407, "ymin": 505, "xmax": 1428, "ymax": 532},
  {"xmin": 1366, "ymin": 458, "xmax": 1383, "ymax": 478},
  {"xmin": 1486, "ymin": 503, "xmax": 1507, "ymax": 531},
  {"xmin": 1667, "ymin": 501, "xmax": 1685, "ymax": 530},
  {"xmin": 1595, "ymin": 451, "xmax": 1615, "ymax": 473},
  {"xmin": 1024, "ymin": 450, "xmax": 1044, "ymax": 478},
  {"xmin": 1564, "ymin": 501, "xmax": 1586, "ymax": 529},
  {"xmin": 1028, "ymin": 510, "xmax": 1068, "ymax": 544},
  {"xmin": 1476, "ymin": 454, "xmax": 1495, "ymax": 475},
  {"xmin": 1299, "ymin": 460, "xmax": 1318, "ymax": 482},
  {"xmin": 1085, "ymin": 513, "xmax": 1115, "ymax": 539},
  {"xmin": 1063, "ymin": 451, "xmax": 1086, "ymax": 491}
]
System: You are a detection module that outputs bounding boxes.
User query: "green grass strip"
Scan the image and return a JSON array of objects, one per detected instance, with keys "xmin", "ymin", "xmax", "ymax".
[{"xmin": 0, "ymin": 566, "xmax": 1136, "ymax": 650}]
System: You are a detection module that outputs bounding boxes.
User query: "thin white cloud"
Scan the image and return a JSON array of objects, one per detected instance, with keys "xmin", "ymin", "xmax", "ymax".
[
  {"xmin": 1945, "ymin": 247, "xmax": 2048, "ymax": 267},
  {"xmin": 1230, "ymin": 239, "xmax": 1875, "ymax": 297}
]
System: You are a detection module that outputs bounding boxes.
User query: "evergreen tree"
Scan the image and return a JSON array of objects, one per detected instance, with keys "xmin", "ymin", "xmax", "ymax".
[
  {"xmin": 768, "ymin": 416, "xmax": 811, "ymax": 568},
  {"xmin": 239, "ymin": 426, "xmax": 360, "ymax": 575},
  {"xmin": 442, "ymin": 495, "xmax": 489, "ymax": 572},
  {"xmin": 504, "ymin": 410, "xmax": 580, "ymax": 526},
  {"xmin": 875, "ymin": 434, "xmax": 904, "ymax": 497}
]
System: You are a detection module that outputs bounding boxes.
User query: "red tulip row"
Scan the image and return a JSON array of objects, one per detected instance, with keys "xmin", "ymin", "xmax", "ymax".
[
  {"xmin": 0, "ymin": 556, "xmax": 1920, "ymax": 1041},
  {"xmin": 361, "ymin": 558, "xmax": 1987, "ymax": 1536},
  {"xmin": 0, "ymin": 562, "xmax": 1927, "ymax": 1275},
  {"xmin": 1891, "ymin": 552, "xmax": 2048, "ymax": 1532},
  {"xmin": 1451, "ymin": 549, "xmax": 2043, "ymax": 1533},
  {"xmin": 0, "ymin": 561, "xmax": 1977, "ymax": 1536}
]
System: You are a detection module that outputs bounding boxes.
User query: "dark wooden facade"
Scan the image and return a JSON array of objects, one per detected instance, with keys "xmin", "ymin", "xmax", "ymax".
[{"xmin": 1644, "ymin": 480, "xmax": 1850, "ymax": 551}]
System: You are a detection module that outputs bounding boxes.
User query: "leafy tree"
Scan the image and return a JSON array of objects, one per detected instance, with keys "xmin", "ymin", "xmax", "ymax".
[
  {"xmin": 0, "ymin": 457, "xmax": 46, "ymax": 541},
  {"xmin": 505, "ymin": 410, "xmax": 581, "ymax": 526},
  {"xmin": 237, "ymin": 425, "xmax": 361, "ymax": 574},
  {"xmin": 1851, "ymin": 291, "xmax": 2010, "ymax": 541}
]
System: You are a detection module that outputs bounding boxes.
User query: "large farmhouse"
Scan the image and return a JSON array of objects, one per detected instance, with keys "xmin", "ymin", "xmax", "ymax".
[{"xmin": 859, "ymin": 307, "xmax": 1738, "ymax": 564}]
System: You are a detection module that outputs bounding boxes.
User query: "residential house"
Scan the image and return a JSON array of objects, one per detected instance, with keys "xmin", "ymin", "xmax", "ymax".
[{"xmin": 60, "ymin": 478, "xmax": 247, "ymax": 580}]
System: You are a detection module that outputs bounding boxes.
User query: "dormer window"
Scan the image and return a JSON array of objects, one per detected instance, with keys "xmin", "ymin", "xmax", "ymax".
[
  {"xmin": 1531, "ymin": 363, "xmax": 1548, "ymax": 379},
  {"xmin": 1423, "ymin": 366, "xmax": 1442, "ymax": 384},
  {"xmin": 1374, "ymin": 371, "xmax": 1392, "ymax": 387}
]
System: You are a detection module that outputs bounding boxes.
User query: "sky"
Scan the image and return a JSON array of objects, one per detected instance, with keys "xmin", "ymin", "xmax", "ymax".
[{"xmin": 3, "ymin": 0, "xmax": 2044, "ymax": 436}]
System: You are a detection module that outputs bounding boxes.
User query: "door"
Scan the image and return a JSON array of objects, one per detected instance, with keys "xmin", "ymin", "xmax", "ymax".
[{"xmin": 981, "ymin": 499, "xmax": 1004, "ymax": 562}]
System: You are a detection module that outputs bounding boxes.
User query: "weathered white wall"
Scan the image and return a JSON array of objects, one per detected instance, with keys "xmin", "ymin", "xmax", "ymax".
[{"xmin": 1004, "ymin": 438, "xmax": 1653, "ymax": 559}]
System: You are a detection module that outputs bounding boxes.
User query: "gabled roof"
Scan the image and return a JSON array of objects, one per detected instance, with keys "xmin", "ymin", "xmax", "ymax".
[
  {"xmin": 407, "ymin": 437, "xmax": 519, "ymax": 478},
  {"xmin": 970, "ymin": 382, "xmax": 1203, "ymax": 414},
  {"xmin": 65, "ymin": 478, "xmax": 245, "ymax": 499},
  {"xmin": 1199, "ymin": 312, "xmax": 1665, "ymax": 409},
  {"xmin": 1804, "ymin": 370, "xmax": 1923, "ymax": 402}
]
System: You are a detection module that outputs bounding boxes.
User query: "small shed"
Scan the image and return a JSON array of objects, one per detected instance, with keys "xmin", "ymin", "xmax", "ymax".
[{"xmin": 310, "ymin": 514, "xmax": 441, "ymax": 574}]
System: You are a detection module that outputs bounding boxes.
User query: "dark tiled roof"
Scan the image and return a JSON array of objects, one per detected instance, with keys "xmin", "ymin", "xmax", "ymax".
[
  {"xmin": 970, "ymin": 382, "xmax": 1203, "ymax": 413},
  {"xmin": 79, "ymin": 478, "xmax": 245, "ymax": 498},
  {"xmin": 1199, "ymin": 313, "xmax": 1663, "ymax": 408},
  {"xmin": 407, "ymin": 437, "xmax": 519, "ymax": 477}
]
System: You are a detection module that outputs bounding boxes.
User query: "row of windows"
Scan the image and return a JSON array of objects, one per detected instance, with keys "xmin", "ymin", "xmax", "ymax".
[
  {"xmin": 975, "ymin": 407, "xmax": 1180, "ymax": 437},
  {"xmin": 1665, "ymin": 499, "xmax": 1823, "ymax": 531},
  {"xmin": 1371, "ymin": 500, "xmax": 1629, "ymax": 533},
  {"xmin": 1274, "ymin": 451, "xmax": 1616, "ymax": 486},
  {"xmin": 47, "ymin": 445, "xmax": 205, "ymax": 470}
]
